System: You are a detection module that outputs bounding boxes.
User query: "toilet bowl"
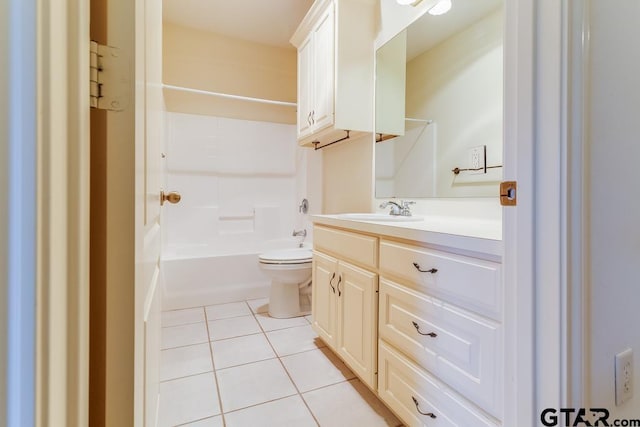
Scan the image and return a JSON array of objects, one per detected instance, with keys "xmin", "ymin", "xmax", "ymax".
[{"xmin": 258, "ymin": 247, "xmax": 312, "ymax": 318}]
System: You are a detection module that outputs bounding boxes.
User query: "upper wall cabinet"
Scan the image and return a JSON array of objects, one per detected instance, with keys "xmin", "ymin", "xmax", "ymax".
[{"xmin": 290, "ymin": 0, "xmax": 376, "ymax": 148}]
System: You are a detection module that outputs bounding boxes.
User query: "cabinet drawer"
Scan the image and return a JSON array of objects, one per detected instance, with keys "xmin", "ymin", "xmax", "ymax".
[
  {"xmin": 379, "ymin": 240, "xmax": 501, "ymax": 319},
  {"xmin": 378, "ymin": 340, "xmax": 500, "ymax": 427},
  {"xmin": 314, "ymin": 225, "xmax": 378, "ymax": 269},
  {"xmin": 379, "ymin": 279, "xmax": 502, "ymax": 418}
]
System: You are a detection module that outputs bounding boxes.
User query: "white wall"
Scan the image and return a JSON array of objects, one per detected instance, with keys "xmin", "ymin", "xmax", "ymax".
[
  {"xmin": 587, "ymin": 0, "xmax": 640, "ymax": 416},
  {"xmin": 406, "ymin": 8, "xmax": 503, "ymax": 197},
  {"xmin": 163, "ymin": 112, "xmax": 321, "ymax": 257},
  {"xmin": 163, "ymin": 23, "xmax": 296, "ymax": 124}
]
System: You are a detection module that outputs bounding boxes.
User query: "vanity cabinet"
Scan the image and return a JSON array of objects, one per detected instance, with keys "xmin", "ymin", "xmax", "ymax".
[
  {"xmin": 377, "ymin": 239, "xmax": 503, "ymax": 424},
  {"xmin": 290, "ymin": 0, "xmax": 375, "ymax": 147},
  {"xmin": 311, "ymin": 218, "xmax": 504, "ymax": 427},
  {"xmin": 312, "ymin": 226, "xmax": 378, "ymax": 390}
]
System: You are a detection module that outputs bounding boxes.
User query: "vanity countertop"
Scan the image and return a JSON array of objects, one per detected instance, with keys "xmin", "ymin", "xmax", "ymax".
[{"xmin": 311, "ymin": 214, "xmax": 502, "ymax": 257}]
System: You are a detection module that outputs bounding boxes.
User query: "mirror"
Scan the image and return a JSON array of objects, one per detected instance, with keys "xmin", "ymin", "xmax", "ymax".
[{"xmin": 375, "ymin": 0, "xmax": 503, "ymax": 198}]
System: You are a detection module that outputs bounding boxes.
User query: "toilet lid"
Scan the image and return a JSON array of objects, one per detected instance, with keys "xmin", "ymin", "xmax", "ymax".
[{"xmin": 259, "ymin": 248, "xmax": 312, "ymax": 264}]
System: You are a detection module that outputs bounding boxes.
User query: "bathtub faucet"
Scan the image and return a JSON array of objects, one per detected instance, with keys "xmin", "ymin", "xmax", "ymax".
[
  {"xmin": 292, "ymin": 229, "xmax": 307, "ymax": 237},
  {"xmin": 293, "ymin": 229, "xmax": 307, "ymax": 247}
]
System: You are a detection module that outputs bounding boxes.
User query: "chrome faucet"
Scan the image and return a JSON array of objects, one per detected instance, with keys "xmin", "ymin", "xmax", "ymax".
[
  {"xmin": 292, "ymin": 229, "xmax": 307, "ymax": 247},
  {"xmin": 380, "ymin": 200, "xmax": 415, "ymax": 216},
  {"xmin": 292, "ymin": 229, "xmax": 307, "ymax": 237}
]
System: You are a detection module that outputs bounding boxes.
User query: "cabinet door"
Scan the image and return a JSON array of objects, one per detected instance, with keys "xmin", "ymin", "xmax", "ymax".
[
  {"xmin": 297, "ymin": 35, "xmax": 314, "ymax": 139},
  {"xmin": 311, "ymin": 2, "xmax": 334, "ymax": 132},
  {"xmin": 312, "ymin": 251, "xmax": 338, "ymax": 348},
  {"xmin": 337, "ymin": 260, "xmax": 378, "ymax": 390}
]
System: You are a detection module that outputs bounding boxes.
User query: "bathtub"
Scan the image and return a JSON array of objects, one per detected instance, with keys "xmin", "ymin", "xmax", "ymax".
[{"xmin": 161, "ymin": 238, "xmax": 307, "ymax": 310}]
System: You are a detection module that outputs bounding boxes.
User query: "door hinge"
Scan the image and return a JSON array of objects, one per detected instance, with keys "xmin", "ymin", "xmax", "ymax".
[
  {"xmin": 90, "ymin": 41, "xmax": 129, "ymax": 111},
  {"xmin": 500, "ymin": 181, "xmax": 517, "ymax": 206}
]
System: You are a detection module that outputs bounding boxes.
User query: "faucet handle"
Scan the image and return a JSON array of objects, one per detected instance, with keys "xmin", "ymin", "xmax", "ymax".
[{"xmin": 401, "ymin": 200, "xmax": 416, "ymax": 208}]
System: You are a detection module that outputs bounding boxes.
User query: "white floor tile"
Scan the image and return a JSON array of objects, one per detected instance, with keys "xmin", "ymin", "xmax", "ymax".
[
  {"xmin": 216, "ymin": 358, "xmax": 297, "ymax": 413},
  {"xmin": 281, "ymin": 348, "xmax": 355, "ymax": 393},
  {"xmin": 162, "ymin": 307, "xmax": 205, "ymax": 328},
  {"xmin": 162, "ymin": 322, "xmax": 209, "ymax": 350},
  {"xmin": 266, "ymin": 324, "xmax": 325, "ymax": 357},
  {"xmin": 224, "ymin": 395, "xmax": 317, "ymax": 427},
  {"xmin": 246, "ymin": 297, "xmax": 269, "ymax": 314},
  {"xmin": 304, "ymin": 315, "xmax": 313, "ymax": 325},
  {"xmin": 303, "ymin": 380, "xmax": 401, "ymax": 427},
  {"xmin": 160, "ymin": 343, "xmax": 212, "ymax": 382},
  {"xmin": 211, "ymin": 333, "xmax": 276, "ymax": 370},
  {"xmin": 158, "ymin": 372, "xmax": 220, "ymax": 427},
  {"xmin": 205, "ymin": 301, "xmax": 252, "ymax": 321},
  {"xmin": 208, "ymin": 315, "xmax": 262, "ymax": 341},
  {"xmin": 255, "ymin": 313, "xmax": 309, "ymax": 332},
  {"xmin": 182, "ymin": 416, "xmax": 224, "ymax": 427}
]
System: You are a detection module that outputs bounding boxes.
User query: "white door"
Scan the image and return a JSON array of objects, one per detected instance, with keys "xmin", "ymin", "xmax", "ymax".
[
  {"xmin": 94, "ymin": 0, "xmax": 164, "ymax": 425},
  {"xmin": 139, "ymin": 1, "xmax": 164, "ymax": 425}
]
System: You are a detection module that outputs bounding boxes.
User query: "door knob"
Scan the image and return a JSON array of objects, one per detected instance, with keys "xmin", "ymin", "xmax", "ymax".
[{"xmin": 161, "ymin": 190, "xmax": 181, "ymax": 206}]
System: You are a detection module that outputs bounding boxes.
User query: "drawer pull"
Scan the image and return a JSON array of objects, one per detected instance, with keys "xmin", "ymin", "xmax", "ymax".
[
  {"xmin": 412, "ymin": 321, "xmax": 437, "ymax": 338},
  {"xmin": 412, "ymin": 396, "xmax": 437, "ymax": 419},
  {"xmin": 337, "ymin": 274, "xmax": 342, "ymax": 297},
  {"xmin": 413, "ymin": 262, "xmax": 438, "ymax": 274},
  {"xmin": 329, "ymin": 272, "xmax": 336, "ymax": 294}
]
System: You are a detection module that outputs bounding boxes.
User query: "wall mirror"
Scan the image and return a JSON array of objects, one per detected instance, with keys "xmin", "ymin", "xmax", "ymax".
[{"xmin": 375, "ymin": 0, "xmax": 503, "ymax": 198}]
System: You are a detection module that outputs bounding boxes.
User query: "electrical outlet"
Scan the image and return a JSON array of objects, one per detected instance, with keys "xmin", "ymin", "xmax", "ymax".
[
  {"xmin": 615, "ymin": 348, "xmax": 633, "ymax": 405},
  {"xmin": 468, "ymin": 145, "xmax": 486, "ymax": 174}
]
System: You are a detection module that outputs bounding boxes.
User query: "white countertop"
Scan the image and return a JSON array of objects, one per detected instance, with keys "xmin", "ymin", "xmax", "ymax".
[{"xmin": 311, "ymin": 214, "xmax": 502, "ymax": 257}]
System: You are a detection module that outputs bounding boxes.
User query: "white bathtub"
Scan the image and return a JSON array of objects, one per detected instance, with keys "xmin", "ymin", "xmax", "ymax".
[{"xmin": 161, "ymin": 239, "xmax": 307, "ymax": 310}]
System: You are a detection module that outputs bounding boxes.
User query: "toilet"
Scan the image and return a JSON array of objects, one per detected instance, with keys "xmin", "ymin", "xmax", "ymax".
[{"xmin": 258, "ymin": 247, "xmax": 312, "ymax": 318}]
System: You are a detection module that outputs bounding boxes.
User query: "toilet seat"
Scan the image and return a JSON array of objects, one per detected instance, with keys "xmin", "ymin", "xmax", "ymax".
[{"xmin": 259, "ymin": 248, "xmax": 312, "ymax": 265}]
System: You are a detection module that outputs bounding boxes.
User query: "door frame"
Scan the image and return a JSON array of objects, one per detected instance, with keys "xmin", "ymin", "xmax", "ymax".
[
  {"xmin": 37, "ymin": 0, "xmax": 91, "ymax": 425},
  {"xmin": 504, "ymin": 0, "xmax": 579, "ymax": 423},
  {"xmin": 0, "ymin": 0, "xmax": 89, "ymax": 425},
  {"xmin": 502, "ymin": 0, "xmax": 536, "ymax": 423}
]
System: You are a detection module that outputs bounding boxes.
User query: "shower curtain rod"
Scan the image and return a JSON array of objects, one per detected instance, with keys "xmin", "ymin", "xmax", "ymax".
[{"xmin": 162, "ymin": 84, "xmax": 297, "ymax": 107}]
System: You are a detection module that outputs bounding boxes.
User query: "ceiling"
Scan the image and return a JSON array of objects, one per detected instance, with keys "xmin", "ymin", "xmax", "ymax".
[
  {"xmin": 163, "ymin": 0, "xmax": 314, "ymax": 49},
  {"xmin": 406, "ymin": 0, "xmax": 503, "ymax": 60}
]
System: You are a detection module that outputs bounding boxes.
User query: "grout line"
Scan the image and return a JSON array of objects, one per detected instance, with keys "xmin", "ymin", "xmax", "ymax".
[
  {"xmin": 161, "ymin": 301, "xmax": 396, "ymax": 426},
  {"xmin": 206, "ymin": 312, "xmax": 256, "ymax": 322},
  {"xmin": 209, "ymin": 331, "xmax": 264, "ymax": 345},
  {"xmin": 203, "ymin": 306, "xmax": 228, "ymax": 427},
  {"xmin": 221, "ymin": 392, "xmax": 301, "ymax": 417},
  {"xmin": 251, "ymin": 300, "xmax": 321, "ymax": 427},
  {"xmin": 160, "ymin": 340, "xmax": 209, "ymax": 352},
  {"xmin": 159, "ymin": 369, "xmax": 214, "ymax": 384},
  {"xmin": 174, "ymin": 415, "xmax": 220, "ymax": 427},
  {"xmin": 161, "ymin": 319, "xmax": 206, "ymax": 329}
]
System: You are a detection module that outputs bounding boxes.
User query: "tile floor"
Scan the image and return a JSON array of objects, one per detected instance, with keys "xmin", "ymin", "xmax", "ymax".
[{"xmin": 159, "ymin": 298, "xmax": 403, "ymax": 427}]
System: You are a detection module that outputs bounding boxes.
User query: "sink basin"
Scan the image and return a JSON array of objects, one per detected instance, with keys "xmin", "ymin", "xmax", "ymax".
[{"xmin": 335, "ymin": 213, "xmax": 422, "ymax": 222}]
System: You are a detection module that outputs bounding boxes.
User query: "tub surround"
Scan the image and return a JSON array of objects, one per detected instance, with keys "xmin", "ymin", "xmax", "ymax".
[
  {"xmin": 162, "ymin": 113, "xmax": 322, "ymax": 309},
  {"xmin": 310, "ymin": 214, "xmax": 503, "ymax": 426}
]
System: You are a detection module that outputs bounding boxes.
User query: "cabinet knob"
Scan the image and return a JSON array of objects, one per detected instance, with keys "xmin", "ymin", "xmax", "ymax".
[
  {"xmin": 329, "ymin": 272, "xmax": 336, "ymax": 293},
  {"xmin": 336, "ymin": 274, "xmax": 342, "ymax": 297}
]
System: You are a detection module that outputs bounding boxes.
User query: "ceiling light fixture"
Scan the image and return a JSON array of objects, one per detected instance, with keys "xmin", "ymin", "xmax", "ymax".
[{"xmin": 428, "ymin": 0, "xmax": 452, "ymax": 15}]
